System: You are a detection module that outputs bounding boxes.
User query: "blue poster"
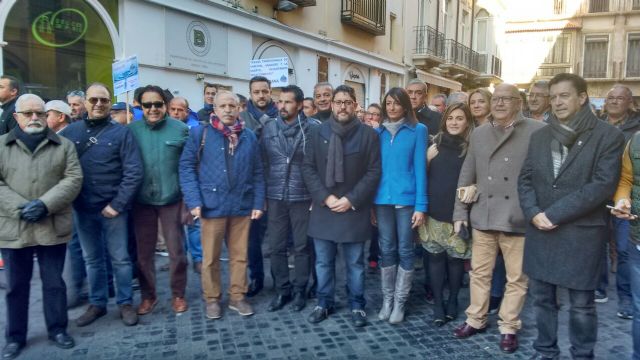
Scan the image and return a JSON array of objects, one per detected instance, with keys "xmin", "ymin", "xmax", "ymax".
[{"xmin": 112, "ymin": 56, "xmax": 140, "ymax": 96}]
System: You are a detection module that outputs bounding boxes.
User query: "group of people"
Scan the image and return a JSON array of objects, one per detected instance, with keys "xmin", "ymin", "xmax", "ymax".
[{"xmin": 0, "ymin": 71, "xmax": 638, "ymax": 360}]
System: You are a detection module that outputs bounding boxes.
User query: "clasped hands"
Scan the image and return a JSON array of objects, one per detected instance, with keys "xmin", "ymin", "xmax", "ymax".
[
  {"xmin": 532, "ymin": 212, "xmax": 557, "ymax": 231},
  {"xmin": 19, "ymin": 199, "xmax": 48, "ymax": 223},
  {"xmin": 324, "ymin": 195, "xmax": 352, "ymax": 213},
  {"xmin": 190, "ymin": 207, "xmax": 264, "ymax": 220}
]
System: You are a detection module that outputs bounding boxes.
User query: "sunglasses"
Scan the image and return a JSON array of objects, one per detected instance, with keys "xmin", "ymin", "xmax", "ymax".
[
  {"xmin": 17, "ymin": 111, "xmax": 45, "ymax": 118},
  {"xmin": 141, "ymin": 101, "xmax": 165, "ymax": 109},
  {"xmin": 87, "ymin": 97, "xmax": 111, "ymax": 105}
]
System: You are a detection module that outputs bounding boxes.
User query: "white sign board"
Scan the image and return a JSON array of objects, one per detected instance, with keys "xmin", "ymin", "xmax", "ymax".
[
  {"xmin": 112, "ymin": 55, "xmax": 139, "ymax": 96},
  {"xmin": 250, "ymin": 57, "xmax": 289, "ymax": 87}
]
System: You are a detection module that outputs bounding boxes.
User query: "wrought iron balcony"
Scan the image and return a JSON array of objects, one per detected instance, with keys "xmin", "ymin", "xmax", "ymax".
[
  {"xmin": 414, "ymin": 25, "xmax": 445, "ymax": 58},
  {"xmin": 589, "ymin": 0, "xmax": 609, "ymax": 12},
  {"xmin": 443, "ymin": 39, "xmax": 482, "ymax": 73},
  {"xmin": 341, "ymin": 0, "xmax": 386, "ymax": 36},
  {"xmin": 289, "ymin": 0, "xmax": 316, "ymax": 6}
]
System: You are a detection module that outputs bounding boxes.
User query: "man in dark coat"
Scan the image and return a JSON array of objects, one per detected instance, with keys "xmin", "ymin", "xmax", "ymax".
[
  {"xmin": 196, "ymin": 83, "xmax": 218, "ymax": 123},
  {"xmin": 311, "ymin": 82, "xmax": 333, "ymax": 123},
  {"xmin": 406, "ymin": 79, "xmax": 441, "ymax": 138},
  {"xmin": 0, "ymin": 75, "xmax": 20, "ymax": 136},
  {"xmin": 518, "ymin": 73, "xmax": 625, "ymax": 360},
  {"xmin": 302, "ymin": 85, "xmax": 381, "ymax": 327}
]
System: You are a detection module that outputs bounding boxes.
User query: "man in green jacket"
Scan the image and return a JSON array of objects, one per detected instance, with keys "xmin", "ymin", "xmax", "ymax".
[
  {"xmin": 128, "ymin": 85, "xmax": 190, "ymax": 315},
  {"xmin": 0, "ymin": 94, "xmax": 83, "ymax": 359}
]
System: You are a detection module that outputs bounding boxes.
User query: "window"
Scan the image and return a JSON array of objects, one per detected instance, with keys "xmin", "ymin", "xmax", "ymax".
[
  {"xmin": 543, "ymin": 34, "xmax": 570, "ymax": 64},
  {"xmin": 389, "ymin": 14, "xmax": 396, "ymax": 50},
  {"xmin": 379, "ymin": 73, "xmax": 386, "ymax": 103},
  {"xmin": 627, "ymin": 34, "xmax": 640, "ymax": 77},
  {"xmin": 589, "ymin": 0, "xmax": 609, "ymax": 13},
  {"xmin": 583, "ymin": 35, "xmax": 608, "ymax": 78},
  {"xmin": 317, "ymin": 56, "xmax": 328, "ymax": 83},
  {"xmin": 553, "ymin": 0, "xmax": 565, "ymax": 15},
  {"xmin": 461, "ymin": 10, "xmax": 469, "ymax": 45}
]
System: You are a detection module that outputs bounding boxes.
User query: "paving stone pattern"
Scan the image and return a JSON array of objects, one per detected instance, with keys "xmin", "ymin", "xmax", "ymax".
[{"xmin": 0, "ymin": 246, "xmax": 633, "ymax": 359}]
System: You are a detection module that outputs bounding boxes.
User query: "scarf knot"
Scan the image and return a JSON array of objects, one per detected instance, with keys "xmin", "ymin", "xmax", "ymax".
[{"xmin": 211, "ymin": 116, "xmax": 244, "ymax": 155}]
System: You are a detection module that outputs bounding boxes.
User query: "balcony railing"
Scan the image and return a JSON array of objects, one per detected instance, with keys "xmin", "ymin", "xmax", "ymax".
[
  {"xmin": 341, "ymin": 0, "xmax": 386, "ymax": 36},
  {"xmin": 589, "ymin": 0, "xmax": 609, "ymax": 12},
  {"xmin": 414, "ymin": 25, "xmax": 445, "ymax": 58},
  {"xmin": 443, "ymin": 39, "xmax": 482, "ymax": 72}
]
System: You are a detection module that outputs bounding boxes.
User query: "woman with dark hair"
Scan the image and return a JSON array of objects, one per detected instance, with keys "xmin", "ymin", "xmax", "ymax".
[
  {"xmin": 374, "ymin": 87, "xmax": 428, "ymax": 324},
  {"xmin": 419, "ymin": 102, "xmax": 474, "ymax": 326},
  {"xmin": 468, "ymin": 88, "xmax": 492, "ymax": 126},
  {"xmin": 129, "ymin": 84, "xmax": 190, "ymax": 315}
]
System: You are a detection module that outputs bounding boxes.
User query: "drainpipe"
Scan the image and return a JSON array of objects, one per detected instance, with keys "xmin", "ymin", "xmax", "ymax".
[
  {"xmin": 455, "ymin": 0, "xmax": 460, "ymax": 42},
  {"xmin": 470, "ymin": 0, "xmax": 475, "ymax": 50},
  {"xmin": 436, "ymin": 0, "xmax": 440, "ymax": 34}
]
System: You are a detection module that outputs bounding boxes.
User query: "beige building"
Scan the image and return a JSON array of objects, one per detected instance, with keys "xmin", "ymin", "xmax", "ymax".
[{"xmin": 502, "ymin": 0, "xmax": 640, "ymax": 105}]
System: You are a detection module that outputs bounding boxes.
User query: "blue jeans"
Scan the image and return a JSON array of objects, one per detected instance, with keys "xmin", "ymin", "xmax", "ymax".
[
  {"xmin": 375, "ymin": 205, "xmax": 415, "ymax": 271},
  {"xmin": 629, "ymin": 242, "xmax": 640, "ymax": 360},
  {"xmin": 74, "ymin": 210, "xmax": 133, "ymax": 306},
  {"xmin": 314, "ymin": 238, "xmax": 365, "ymax": 310},
  {"xmin": 64, "ymin": 228, "xmax": 86, "ymax": 297},
  {"xmin": 186, "ymin": 219, "xmax": 202, "ymax": 262},
  {"xmin": 612, "ymin": 218, "xmax": 632, "ymax": 310}
]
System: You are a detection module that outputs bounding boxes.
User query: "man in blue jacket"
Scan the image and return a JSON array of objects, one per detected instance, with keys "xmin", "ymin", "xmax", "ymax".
[
  {"xmin": 180, "ymin": 90, "xmax": 265, "ymax": 320},
  {"xmin": 60, "ymin": 83, "xmax": 143, "ymax": 328}
]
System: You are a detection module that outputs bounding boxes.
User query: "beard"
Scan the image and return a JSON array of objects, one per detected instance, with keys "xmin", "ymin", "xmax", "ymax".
[{"xmin": 24, "ymin": 122, "xmax": 46, "ymax": 134}]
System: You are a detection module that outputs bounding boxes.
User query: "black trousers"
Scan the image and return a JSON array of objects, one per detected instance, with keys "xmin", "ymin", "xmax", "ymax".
[
  {"xmin": 2, "ymin": 243, "xmax": 68, "ymax": 344},
  {"xmin": 530, "ymin": 278, "xmax": 597, "ymax": 359},
  {"xmin": 266, "ymin": 199, "xmax": 312, "ymax": 295}
]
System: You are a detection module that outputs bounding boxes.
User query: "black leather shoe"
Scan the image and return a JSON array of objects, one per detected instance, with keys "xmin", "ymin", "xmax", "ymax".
[
  {"xmin": 49, "ymin": 333, "xmax": 75, "ymax": 349},
  {"xmin": 2, "ymin": 342, "xmax": 23, "ymax": 360},
  {"xmin": 351, "ymin": 309, "xmax": 367, "ymax": 327},
  {"xmin": 291, "ymin": 292, "xmax": 306, "ymax": 312},
  {"xmin": 246, "ymin": 279, "xmax": 263, "ymax": 298},
  {"xmin": 267, "ymin": 294, "xmax": 292, "ymax": 312},
  {"xmin": 307, "ymin": 306, "xmax": 330, "ymax": 324}
]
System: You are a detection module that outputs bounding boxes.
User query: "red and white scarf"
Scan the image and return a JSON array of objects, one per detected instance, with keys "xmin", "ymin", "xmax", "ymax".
[{"xmin": 211, "ymin": 116, "xmax": 244, "ymax": 155}]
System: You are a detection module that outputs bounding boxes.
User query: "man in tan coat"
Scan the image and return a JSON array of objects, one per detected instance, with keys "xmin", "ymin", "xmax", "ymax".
[
  {"xmin": 0, "ymin": 94, "xmax": 83, "ymax": 359},
  {"xmin": 451, "ymin": 84, "xmax": 545, "ymax": 353}
]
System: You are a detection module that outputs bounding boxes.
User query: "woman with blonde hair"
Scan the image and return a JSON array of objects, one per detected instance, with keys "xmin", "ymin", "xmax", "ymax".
[{"xmin": 468, "ymin": 88, "xmax": 492, "ymax": 126}]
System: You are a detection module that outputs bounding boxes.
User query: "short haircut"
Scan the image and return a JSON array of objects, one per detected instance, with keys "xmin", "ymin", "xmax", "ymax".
[
  {"xmin": 303, "ymin": 97, "xmax": 315, "ymax": 105},
  {"xmin": 249, "ymin": 76, "xmax": 271, "ymax": 89},
  {"xmin": 549, "ymin": 73, "xmax": 588, "ymax": 98},
  {"xmin": 15, "ymin": 94, "xmax": 45, "ymax": 112},
  {"xmin": 446, "ymin": 91, "xmax": 469, "ymax": 106},
  {"xmin": 136, "ymin": 85, "xmax": 168, "ymax": 104},
  {"xmin": 133, "ymin": 86, "xmax": 145, "ymax": 100},
  {"xmin": 382, "ymin": 87, "xmax": 417, "ymax": 124},
  {"xmin": 432, "ymin": 93, "xmax": 447, "ymax": 103},
  {"xmin": 163, "ymin": 88, "xmax": 174, "ymax": 102},
  {"xmin": 66, "ymin": 89, "xmax": 85, "ymax": 99},
  {"xmin": 214, "ymin": 90, "xmax": 240, "ymax": 104},
  {"xmin": 332, "ymin": 85, "xmax": 356, "ymax": 102},
  {"xmin": 608, "ymin": 84, "xmax": 633, "ymax": 99},
  {"xmin": 204, "ymin": 82, "xmax": 219, "ymax": 93},
  {"xmin": 406, "ymin": 78, "xmax": 427, "ymax": 92},
  {"xmin": 280, "ymin": 85, "xmax": 304, "ymax": 103},
  {"xmin": 236, "ymin": 93, "xmax": 247, "ymax": 105},
  {"xmin": 170, "ymin": 96, "xmax": 189, "ymax": 109},
  {"xmin": 86, "ymin": 82, "xmax": 112, "ymax": 97},
  {"xmin": 530, "ymin": 80, "xmax": 550, "ymax": 92},
  {"xmin": 1, "ymin": 75, "xmax": 21, "ymax": 95},
  {"xmin": 314, "ymin": 82, "xmax": 333, "ymax": 94}
]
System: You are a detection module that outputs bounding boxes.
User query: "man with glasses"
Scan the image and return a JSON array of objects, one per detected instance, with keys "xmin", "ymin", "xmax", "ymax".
[
  {"xmin": 0, "ymin": 94, "xmax": 82, "ymax": 359},
  {"xmin": 302, "ymin": 85, "xmax": 381, "ymax": 327},
  {"xmin": 526, "ymin": 81, "xmax": 552, "ymax": 122},
  {"xmin": 406, "ymin": 79, "xmax": 441, "ymax": 138},
  {"xmin": 452, "ymin": 83, "xmax": 545, "ymax": 353},
  {"xmin": 60, "ymin": 83, "xmax": 143, "ymax": 328},
  {"xmin": 0, "ymin": 75, "xmax": 20, "ymax": 136},
  {"xmin": 66, "ymin": 90, "xmax": 87, "ymax": 122}
]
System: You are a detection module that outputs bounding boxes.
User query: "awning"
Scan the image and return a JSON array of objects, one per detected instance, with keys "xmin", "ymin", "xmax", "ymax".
[
  {"xmin": 416, "ymin": 70, "xmax": 462, "ymax": 91},
  {"xmin": 506, "ymin": 20, "xmax": 582, "ymax": 33}
]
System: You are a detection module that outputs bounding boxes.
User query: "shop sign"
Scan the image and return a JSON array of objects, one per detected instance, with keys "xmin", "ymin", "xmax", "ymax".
[{"xmin": 32, "ymin": 8, "xmax": 88, "ymax": 48}]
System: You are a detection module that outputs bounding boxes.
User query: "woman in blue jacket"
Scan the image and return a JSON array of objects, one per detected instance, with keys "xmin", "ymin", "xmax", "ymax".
[{"xmin": 375, "ymin": 87, "xmax": 428, "ymax": 324}]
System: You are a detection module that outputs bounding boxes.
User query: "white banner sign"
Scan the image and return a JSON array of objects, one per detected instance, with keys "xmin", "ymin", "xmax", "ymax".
[
  {"xmin": 250, "ymin": 57, "xmax": 289, "ymax": 87},
  {"xmin": 112, "ymin": 55, "xmax": 139, "ymax": 96}
]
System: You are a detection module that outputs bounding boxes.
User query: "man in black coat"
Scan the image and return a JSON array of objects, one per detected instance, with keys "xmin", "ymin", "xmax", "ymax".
[
  {"xmin": 406, "ymin": 79, "xmax": 441, "ymax": 138},
  {"xmin": 518, "ymin": 73, "xmax": 625, "ymax": 359},
  {"xmin": 196, "ymin": 83, "xmax": 218, "ymax": 123},
  {"xmin": 0, "ymin": 75, "xmax": 20, "ymax": 136},
  {"xmin": 302, "ymin": 85, "xmax": 381, "ymax": 327}
]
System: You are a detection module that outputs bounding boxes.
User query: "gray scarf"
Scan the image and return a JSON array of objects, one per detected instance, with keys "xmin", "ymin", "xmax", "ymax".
[
  {"xmin": 326, "ymin": 116, "xmax": 359, "ymax": 188},
  {"xmin": 381, "ymin": 118, "xmax": 407, "ymax": 138}
]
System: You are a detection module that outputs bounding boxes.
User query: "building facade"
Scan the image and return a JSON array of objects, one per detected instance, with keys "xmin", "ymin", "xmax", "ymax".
[{"xmin": 502, "ymin": 0, "xmax": 640, "ymax": 105}]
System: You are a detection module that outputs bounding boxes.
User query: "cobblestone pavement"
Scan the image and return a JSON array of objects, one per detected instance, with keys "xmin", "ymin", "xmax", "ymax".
[{"xmin": 0, "ymin": 246, "xmax": 633, "ymax": 360}]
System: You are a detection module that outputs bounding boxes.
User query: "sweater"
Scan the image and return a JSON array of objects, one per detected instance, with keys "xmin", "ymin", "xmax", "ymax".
[{"xmin": 428, "ymin": 134, "xmax": 466, "ymax": 223}]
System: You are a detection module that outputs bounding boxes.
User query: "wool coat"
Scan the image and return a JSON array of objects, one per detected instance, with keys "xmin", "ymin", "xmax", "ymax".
[
  {"xmin": 0, "ymin": 129, "xmax": 83, "ymax": 248},
  {"xmin": 302, "ymin": 118, "xmax": 381, "ymax": 243},
  {"xmin": 518, "ymin": 115, "xmax": 625, "ymax": 290},
  {"xmin": 453, "ymin": 114, "xmax": 545, "ymax": 233}
]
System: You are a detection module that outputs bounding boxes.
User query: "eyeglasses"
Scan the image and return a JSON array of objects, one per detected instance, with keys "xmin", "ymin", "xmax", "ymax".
[
  {"xmin": 332, "ymin": 100, "xmax": 354, "ymax": 107},
  {"xmin": 87, "ymin": 97, "xmax": 111, "ymax": 105},
  {"xmin": 491, "ymin": 96, "xmax": 519, "ymax": 104},
  {"xmin": 17, "ymin": 111, "xmax": 45, "ymax": 118},
  {"xmin": 141, "ymin": 101, "xmax": 165, "ymax": 109},
  {"xmin": 606, "ymin": 96, "xmax": 628, "ymax": 103}
]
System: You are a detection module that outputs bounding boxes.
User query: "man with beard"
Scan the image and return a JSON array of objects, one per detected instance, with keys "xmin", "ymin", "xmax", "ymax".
[
  {"xmin": 0, "ymin": 94, "xmax": 83, "ymax": 359},
  {"xmin": 312, "ymin": 82, "xmax": 334, "ymax": 123},
  {"xmin": 302, "ymin": 85, "xmax": 381, "ymax": 327}
]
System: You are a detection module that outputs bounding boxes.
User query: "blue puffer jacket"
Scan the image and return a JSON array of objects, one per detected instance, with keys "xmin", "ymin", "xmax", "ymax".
[
  {"xmin": 60, "ymin": 117, "xmax": 144, "ymax": 213},
  {"xmin": 179, "ymin": 124, "xmax": 265, "ymax": 218}
]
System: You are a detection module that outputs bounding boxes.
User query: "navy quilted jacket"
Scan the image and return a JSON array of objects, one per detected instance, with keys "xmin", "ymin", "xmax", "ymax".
[{"xmin": 179, "ymin": 124, "xmax": 265, "ymax": 218}]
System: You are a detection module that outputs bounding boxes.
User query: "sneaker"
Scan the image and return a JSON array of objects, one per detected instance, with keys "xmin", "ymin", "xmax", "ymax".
[
  {"xmin": 75, "ymin": 305, "xmax": 107, "ymax": 327},
  {"xmin": 119, "ymin": 304, "xmax": 139, "ymax": 326},
  {"xmin": 228, "ymin": 299, "xmax": 254, "ymax": 316},
  {"xmin": 594, "ymin": 290, "xmax": 608, "ymax": 304},
  {"xmin": 205, "ymin": 301, "xmax": 222, "ymax": 319},
  {"xmin": 617, "ymin": 310, "xmax": 633, "ymax": 320},
  {"xmin": 351, "ymin": 309, "xmax": 367, "ymax": 327}
]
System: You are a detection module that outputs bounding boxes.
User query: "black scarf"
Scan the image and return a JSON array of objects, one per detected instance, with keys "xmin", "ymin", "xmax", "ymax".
[
  {"xmin": 326, "ymin": 116, "xmax": 359, "ymax": 188},
  {"xmin": 438, "ymin": 132, "xmax": 465, "ymax": 151},
  {"xmin": 14, "ymin": 126, "xmax": 48, "ymax": 153},
  {"xmin": 548, "ymin": 104, "xmax": 597, "ymax": 148}
]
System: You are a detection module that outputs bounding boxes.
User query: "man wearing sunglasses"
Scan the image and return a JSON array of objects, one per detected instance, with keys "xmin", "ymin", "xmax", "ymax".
[{"xmin": 59, "ymin": 83, "xmax": 143, "ymax": 328}]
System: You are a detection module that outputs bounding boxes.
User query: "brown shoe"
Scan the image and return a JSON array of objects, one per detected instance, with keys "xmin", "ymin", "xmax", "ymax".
[
  {"xmin": 137, "ymin": 298, "xmax": 158, "ymax": 315},
  {"xmin": 205, "ymin": 301, "xmax": 221, "ymax": 319},
  {"xmin": 453, "ymin": 322, "xmax": 487, "ymax": 339},
  {"xmin": 119, "ymin": 304, "xmax": 139, "ymax": 326},
  {"xmin": 172, "ymin": 297, "xmax": 188, "ymax": 313},
  {"xmin": 75, "ymin": 305, "xmax": 107, "ymax": 327},
  {"xmin": 229, "ymin": 299, "xmax": 254, "ymax": 316},
  {"xmin": 500, "ymin": 334, "xmax": 518, "ymax": 353}
]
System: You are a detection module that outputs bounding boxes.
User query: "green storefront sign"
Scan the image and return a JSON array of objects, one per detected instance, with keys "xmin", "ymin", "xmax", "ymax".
[{"xmin": 31, "ymin": 8, "xmax": 88, "ymax": 48}]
